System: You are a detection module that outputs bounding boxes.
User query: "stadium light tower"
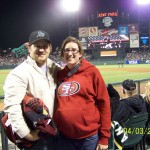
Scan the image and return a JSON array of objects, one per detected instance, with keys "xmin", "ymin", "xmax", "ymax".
[
  {"xmin": 60, "ymin": 0, "xmax": 81, "ymax": 38},
  {"xmin": 61, "ymin": 0, "xmax": 81, "ymax": 12},
  {"xmin": 136, "ymin": 0, "xmax": 150, "ymax": 5}
]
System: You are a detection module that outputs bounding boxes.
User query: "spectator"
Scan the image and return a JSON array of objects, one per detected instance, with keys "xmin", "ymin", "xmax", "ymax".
[
  {"xmin": 141, "ymin": 81, "xmax": 150, "ymax": 146},
  {"xmin": 54, "ymin": 36, "xmax": 111, "ymax": 150},
  {"xmin": 112, "ymin": 79, "xmax": 147, "ymax": 125},
  {"xmin": 3, "ymin": 30, "xmax": 61, "ymax": 150},
  {"xmin": 141, "ymin": 81, "xmax": 150, "ymax": 112},
  {"xmin": 107, "ymin": 84, "xmax": 120, "ymax": 119}
]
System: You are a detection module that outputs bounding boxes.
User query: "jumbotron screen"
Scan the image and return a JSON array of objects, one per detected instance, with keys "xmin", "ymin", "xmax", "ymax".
[{"xmin": 100, "ymin": 50, "xmax": 117, "ymax": 57}]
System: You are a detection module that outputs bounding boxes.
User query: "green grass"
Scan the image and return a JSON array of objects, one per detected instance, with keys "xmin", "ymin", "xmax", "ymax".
[
  {"xmin": 0, "ymin": 64, "xmax": 150, "ymax": 96},
  {"xmin": 0, "ymin": 69, "xmax": 11, "ymax": 96},
  {"xmin": 96, "ymin": 64, "xmax": 150, "ymax": 83}
]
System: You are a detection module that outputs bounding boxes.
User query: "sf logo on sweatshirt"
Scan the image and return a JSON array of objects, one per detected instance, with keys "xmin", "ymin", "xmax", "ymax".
[{"xmin": 58, "ymin": 81, "xmax": 80, "ymax": 96}]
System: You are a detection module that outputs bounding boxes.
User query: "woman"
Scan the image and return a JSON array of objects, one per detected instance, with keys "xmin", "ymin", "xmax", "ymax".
[
  {"xmin": 142, "ymin": 82, "xmax": 150, "ymax": 105},
  {"xmin": 54, "ymin": 36, "xmax": 111, "ymax": 150},
  {"xmin": 141, "ymin": 81, "xmax": 150, "ymax": 146}
]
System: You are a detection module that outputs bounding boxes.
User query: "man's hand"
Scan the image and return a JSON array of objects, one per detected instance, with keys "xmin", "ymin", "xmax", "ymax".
[
  {"xmin": 96, "ymin": 144, "xmax": 108, "ymax": 150},
  {"xmin": 24, "ymin": 130, "xmax": 40, "ymax": 141}
]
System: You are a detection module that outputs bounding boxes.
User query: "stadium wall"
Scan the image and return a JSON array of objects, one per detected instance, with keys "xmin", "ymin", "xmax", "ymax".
[
  {"xmin": 90, "ymin": 60, "xmax": 147, "ymax": 65},
  {"xmin": 0, "ymin": 65, "xmax": 17, "ymax": 69},
  {"xmin": 0, "ymin": 60, "xmax": 149, "ymax": 69}
]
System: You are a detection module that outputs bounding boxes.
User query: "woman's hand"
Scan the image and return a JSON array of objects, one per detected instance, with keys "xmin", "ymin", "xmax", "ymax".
[{"xmin": 96, "ymin": 144, "xmax": 108, "ymax": 150}]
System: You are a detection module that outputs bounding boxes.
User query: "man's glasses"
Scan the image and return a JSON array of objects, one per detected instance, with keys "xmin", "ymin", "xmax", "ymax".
[{"xmin": 63, "ymin": 48, "xmax": 79, "ymax": 54}]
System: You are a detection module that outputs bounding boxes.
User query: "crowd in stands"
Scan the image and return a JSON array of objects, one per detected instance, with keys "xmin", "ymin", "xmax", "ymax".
[
  {"xmin": 125, "ymin": 51, "xmax": 150, "ymax": 61},
  {"xmin": 0, "ymin": 49, "xmax": 150, "ymax": 66},
  {"xmin": 0, "ymin": 53, "xmax": 27, "ymax": 66},
  {"xmin": 0, "ymin": 50, "xmax": 64, "ymax": 66},
  {"xmin": 0, "ymin": 50, "xmax": 92, "ymax": 66}
]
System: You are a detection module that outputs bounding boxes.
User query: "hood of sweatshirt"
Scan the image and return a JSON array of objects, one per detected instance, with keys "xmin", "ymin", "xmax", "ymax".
[
  {"xmin": 78, "ymin": 59, "xmax": 95, "ymax": 72},
  {"xmin": 122, "ymin": 95, "xmax": 146, "ymax": 113}
]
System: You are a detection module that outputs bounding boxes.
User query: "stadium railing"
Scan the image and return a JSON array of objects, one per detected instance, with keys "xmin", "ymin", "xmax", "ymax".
[
  {"xmin": 111, "ymin": 78, "xmax": 150, "ymax": 95},
  {"xmin": 0, "ymin": 78, "xmax": 150, "ymax": 150}
]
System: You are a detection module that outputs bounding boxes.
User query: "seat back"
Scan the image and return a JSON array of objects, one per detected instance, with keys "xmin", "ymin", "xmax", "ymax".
[
  {"xmin": 123, "ymin": 112, "xmax": 148, "ymax": 148},
  {"xmin": 108, "ymin": 121, "xmax": 128, "ymax": 150},
  {"xmin": 108, "ymin": 127, "xmax": 115, "ymax": 150}
]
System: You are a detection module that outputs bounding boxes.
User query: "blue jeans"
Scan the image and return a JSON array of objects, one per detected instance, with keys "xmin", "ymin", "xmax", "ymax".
[
  {"xmin": 56, "ymin": 133, "xmax": 99, "ymax": 150},
  {"xmin": 22, "ymin": 136, "xmax": 57, "ymax": 150}
]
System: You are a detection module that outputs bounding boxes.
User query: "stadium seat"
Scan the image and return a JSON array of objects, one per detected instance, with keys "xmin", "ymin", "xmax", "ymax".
[
  {"xmin": 122, "ymin": 112, "xmax": 148, "ymax": 150},
  {"xmin": 108, "ymin": 113, "xmax": 148, "ymax": 150},
  {"xmin": 108, "ymin": 127, "xmax": 115, "ymax": 150}
]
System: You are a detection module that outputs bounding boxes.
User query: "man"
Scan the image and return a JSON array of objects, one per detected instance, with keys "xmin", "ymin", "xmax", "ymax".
[
  {"xmin": 3, "ymin": 30, "xmax": 61, "ymax": 150},
  {"xmin": 112, "ymin": 79, "xmax": 147, "ymax": 125}
]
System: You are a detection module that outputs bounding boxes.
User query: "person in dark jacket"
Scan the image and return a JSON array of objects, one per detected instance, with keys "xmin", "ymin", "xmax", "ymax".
[
  {"xmin": 107, "ymin": 84, "xmax": 120, "ymax": 119},
  {"xmin": 112, "ymin": 79, "xmax": 147, "ymax": 125}
]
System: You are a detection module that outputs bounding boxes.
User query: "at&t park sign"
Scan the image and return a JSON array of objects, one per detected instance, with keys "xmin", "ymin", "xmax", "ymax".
[
  {"xmin": 98, "ymin": 11, "xmax": 118, "ymax": 18},
  {"xmin": 98, "ymin": 11, "xmax": 118, "ymax": 27}
]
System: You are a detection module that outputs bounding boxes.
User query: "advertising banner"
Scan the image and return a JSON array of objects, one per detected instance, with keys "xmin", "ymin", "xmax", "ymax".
[
  {"xmin": 99, "ymin": 29, "xmax": 118, "ymax": 36},
  {"xmin": 118, "ymin": 26, "xmax": 128, "ymax": 35},
  {"xmin": 126, "ymin": 60, "xmax": 140, "ymax": 64},
  {"xmin": 79, "ymin": 27, "xmax": 98, "ymax": 37},
  {"xmin": 130, "ymin": 33, "xmax": 139, "ymax": 48},
  {"xmin": 79, "ymin": 27, "xmax": 89, "ymax": 37},
  {"xmin": 89, "ymin": 27, "xmax": 98, "ymax": 36},
  {"xmin": 79, "ymin": 37, "xmax": 88, "ymax": 50},
  {"xmin": 128, "ymin": 24, "xmax": 139, "ymax": 33}
]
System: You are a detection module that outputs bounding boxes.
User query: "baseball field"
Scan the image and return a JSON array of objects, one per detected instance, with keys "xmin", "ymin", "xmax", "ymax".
[{"xmin": 0, "ymin": 64, "xmax": 150, "ymax": 97}]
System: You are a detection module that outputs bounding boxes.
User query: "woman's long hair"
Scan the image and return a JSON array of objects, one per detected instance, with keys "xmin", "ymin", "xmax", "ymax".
[{"xmin": 145, "ymin": 82, "xmax": 150, "ymax": 103}]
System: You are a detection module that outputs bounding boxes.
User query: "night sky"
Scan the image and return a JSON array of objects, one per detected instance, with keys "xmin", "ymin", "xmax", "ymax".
[{"xmin": 0, "ymin": 0, "xmax": 137, "ymax": 50}]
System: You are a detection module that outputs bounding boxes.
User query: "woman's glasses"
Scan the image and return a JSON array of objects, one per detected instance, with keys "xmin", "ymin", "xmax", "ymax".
[{"xmin": 63, "ymin": 48, "xmax": 79, "ymax": 54}]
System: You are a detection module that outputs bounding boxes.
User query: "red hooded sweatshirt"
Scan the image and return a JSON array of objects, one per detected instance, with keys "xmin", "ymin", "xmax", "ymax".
[{"xmin": 54, "ymin": 59, "xmax": 111, "ymax": 145}]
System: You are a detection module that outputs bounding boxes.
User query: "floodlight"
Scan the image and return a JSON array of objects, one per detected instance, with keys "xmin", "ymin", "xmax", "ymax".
[
  {"xmin": 137, "ymin": 0, "xmax": 150, "ymax": 5},
  {"xmin": 61, "ymin": 0, "xmax": 81, "ymax": 12}
]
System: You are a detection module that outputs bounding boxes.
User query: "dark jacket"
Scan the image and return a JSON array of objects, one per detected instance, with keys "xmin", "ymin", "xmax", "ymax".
[
  {"xmin": 107, "ymin": 84, "xmax": 120, "ymax": 119},
  {"xmin": 112, "ymin": 94, "xmax": 147, "ymax": 125}
]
